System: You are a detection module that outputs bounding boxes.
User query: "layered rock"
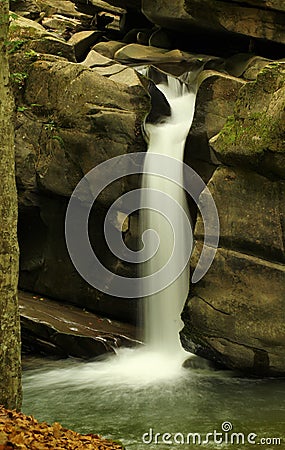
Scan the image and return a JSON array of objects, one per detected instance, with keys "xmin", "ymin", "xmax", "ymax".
[
  {"xmin": 181, "ymin": 61, "xmax": 285, "ymax": 376},
  {"xmin": 20, "ymin": 291, "xmax": 139, "ymax": 358},
  {"xmin": 142, "ymin": 0, "xmax": 285, "ymax": 45}
]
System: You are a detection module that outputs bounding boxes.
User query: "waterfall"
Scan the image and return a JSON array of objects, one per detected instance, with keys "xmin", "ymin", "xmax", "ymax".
[
  {"xmin": 140, "ymin": 70, "xmax": 197, "ymax": 359},
  {"xmin": 63, "ymin": 68, "xmax": 201, "ymax": 384}
]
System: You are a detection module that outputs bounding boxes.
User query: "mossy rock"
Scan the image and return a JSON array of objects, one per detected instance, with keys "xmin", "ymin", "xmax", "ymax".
[{"xmin": 211, "ymin": 61, "xmax": 285, "ymax": 178}]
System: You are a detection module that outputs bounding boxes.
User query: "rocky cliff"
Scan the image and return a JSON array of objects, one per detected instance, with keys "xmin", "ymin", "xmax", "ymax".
[{"xmin": 181, "ymin": 62, "xmax": 285, "ymax": 376}]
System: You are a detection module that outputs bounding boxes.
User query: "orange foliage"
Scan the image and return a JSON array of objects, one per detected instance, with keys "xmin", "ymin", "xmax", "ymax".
[{"xmin": 0, "ymin": 407, "xmax": 124, "ymax": 450}]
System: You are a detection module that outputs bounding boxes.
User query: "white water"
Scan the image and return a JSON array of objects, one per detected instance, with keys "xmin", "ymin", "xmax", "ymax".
[{"xmin": 140, "ymin": 74, "xmax": 197, "ymax": 362}]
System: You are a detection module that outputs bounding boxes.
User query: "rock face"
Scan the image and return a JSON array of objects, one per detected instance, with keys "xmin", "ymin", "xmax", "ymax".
[
  {"xmin": 181, "ymin": 62, "xmax": 285, "ymax": 376},
  {"xmin": 10, "ymin": 18, "xmax": 149, "ymax": 323},
  {"xmin": 142, "ymin": 0, "xmax": 285, "ymax": 45},
  {"xmin": 212, "ymin": 62, "xmax": 285, "ymax": 178}
]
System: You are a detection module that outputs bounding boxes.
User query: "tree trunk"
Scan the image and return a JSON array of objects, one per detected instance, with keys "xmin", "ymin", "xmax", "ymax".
[{"xmin": 0, "ymin": 1, "xmax": 22, "ymax": 410}]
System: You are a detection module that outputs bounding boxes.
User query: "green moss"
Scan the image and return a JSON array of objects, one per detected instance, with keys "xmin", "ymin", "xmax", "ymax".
[
  {"xmin": 215, "ymin": 63, "xmax": 284, "ymax": 160},
  {"xmin": 217, "ymin": 110, "xmax": 283, "ymax": 157}
]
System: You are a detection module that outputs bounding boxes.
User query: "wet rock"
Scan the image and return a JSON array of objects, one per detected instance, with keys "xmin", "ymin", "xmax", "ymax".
[
  {"xmin": 182, "ymin": 355, "xmax": 221, "ymax": 371},
  {"xmin": 20, "ymin": 291, "xmax": 141, "ymax": 359},
  {"xmin": 146, "ymin": 81, "xmax": 171, "ymax": 125}
]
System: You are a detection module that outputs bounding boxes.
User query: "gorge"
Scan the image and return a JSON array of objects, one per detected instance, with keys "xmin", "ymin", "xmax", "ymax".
[{"xmin": 6, "ymin": 0, "xmax": 284, "ymax": 447}]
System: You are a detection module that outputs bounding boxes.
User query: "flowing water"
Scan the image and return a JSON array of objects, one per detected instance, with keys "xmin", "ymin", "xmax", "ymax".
[
  {"xmin": 22, "ymin": 72, "xmax": 285, "ymax": 448},
  {"xmin": 140, "ymin": 73, "xmax": 196, "ymax": 358}
]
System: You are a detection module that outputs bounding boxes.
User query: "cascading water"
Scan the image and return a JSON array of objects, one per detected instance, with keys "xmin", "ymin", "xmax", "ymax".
[{"xmin": 140, "ymin": 71, "xmax": 197, "ymax": 359}]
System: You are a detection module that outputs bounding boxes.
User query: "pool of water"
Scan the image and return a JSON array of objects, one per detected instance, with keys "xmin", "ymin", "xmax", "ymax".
[{"xmin": 22, "ymin": 349, "xmax": 285, "ymax": 450}]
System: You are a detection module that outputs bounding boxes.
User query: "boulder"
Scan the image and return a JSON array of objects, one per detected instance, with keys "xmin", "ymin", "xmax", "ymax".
[
  {"xmin": 142, "ymin": 0, "xmax": 285, "ymax": 45},
  {"xmin": 226, "ymin": 0, "xmax": 285, "ymax": 13},
  {"xmin": 108, "ymin": 67, "xmax": 142, "ymax": 85},
  {"xmin": 8, "ymin": 14, "xmax": 76, "ymax": 61},
  {"xmin": 242, "ymin": 56, "xmax": 273, "ymax": 80},
  {"xmin": 223, "ymin": 54, "xmax": 271, "ymax": 79},
  {"xmin": 68, "ymin": 30, "xmax": 103, "ymax": 60},
  {"xmin": 114, "ymin": 43, "xmax": 193, "ymax": 63},
  {"xmin": 148, "ymin": 28, "xmax": 173, "ymax": 49},
  {"xmin": 91, "ymin": 63, "xmax": 126, "ymax": 75},
  {"xmin": 182, "ymin": 245, "xmax": 285, "ymax": 376},
  {"xmin": 9, "ymin": 14, "xmax": 49, "ymax": 39},
  {"xmin": 195, "ymin": 166, "xmax": 285, "ymax": 263},
  {"xmin": 10, "ymin": 0, "xmax": 41, "ymax": 20},
  {"xmin": 92, "ymin": 40, "xmax": 126, "ymax": 58}
]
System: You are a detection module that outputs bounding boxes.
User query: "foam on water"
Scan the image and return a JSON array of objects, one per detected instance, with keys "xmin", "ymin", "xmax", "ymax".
[{"xmin": 25, "ymin": 348, "xmax": 192, "ymax": 390}]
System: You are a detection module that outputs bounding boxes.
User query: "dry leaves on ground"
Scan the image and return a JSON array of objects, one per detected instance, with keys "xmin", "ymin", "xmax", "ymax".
[{"xmin": 0, "ymin": 407, "xmax": 124, "ymax": 450}]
